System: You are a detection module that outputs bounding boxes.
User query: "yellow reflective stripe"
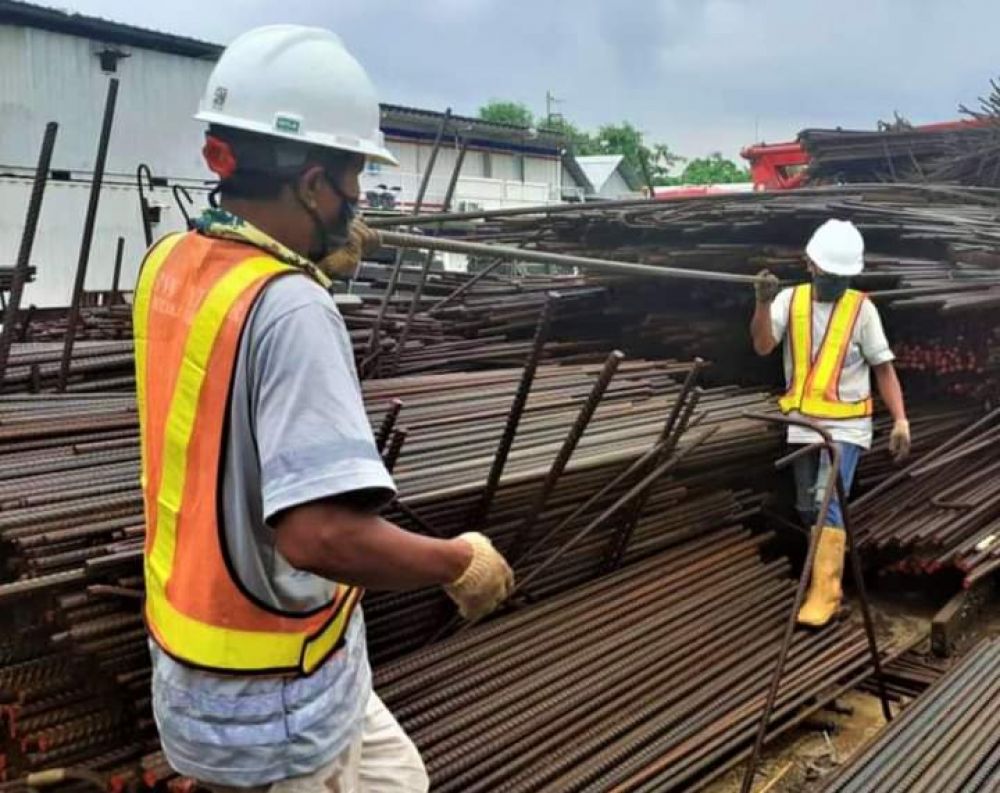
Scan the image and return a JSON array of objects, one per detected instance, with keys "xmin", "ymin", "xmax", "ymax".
[
  {"xmin": 133, "ymin": 233, "xmax": 184, "ymax": 491},
  {"xmin": 148, "ymin": 255, "xmax": 288, "ymax": 583},
  {"xmin": 301, "ymin": 588, "xmax": 363, "ymax": 674},
  {"xmin": 798, "ymin": 396, "xmax": 872, "ymax": 419},
  {"xmin": 781, "ymin": 287, "xmax": 872, "ymax": 419},
  {"xmin": 778, "ymin": 285, "xmax": 812, "ymax": 413},
  {"xmin": 146, "ymin": 256, "xmax": 303, "ymax": 671},
  {"xmin": 805, "ymin": 290, "xmax": 862, "ymax": 401}
]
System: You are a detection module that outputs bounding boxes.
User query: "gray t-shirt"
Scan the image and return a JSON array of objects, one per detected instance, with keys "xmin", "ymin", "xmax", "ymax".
[
  {"xmin": 770, "ymin": 286, "xmax": 895, "ymax": 449},
  {"xmin": 151, "ymin": 274, "xmax": 396, "ymax": 787}
]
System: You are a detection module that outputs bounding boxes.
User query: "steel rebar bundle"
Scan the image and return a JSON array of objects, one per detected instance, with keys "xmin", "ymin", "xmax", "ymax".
[
  {"xmin": 375, "ymin": 524, "xmax": 899, "ymax": 793},
  {"xmin": 820, "ymin": 637, "xmax": 1000, "ymax": 792},
  {"xmin": 851, "ymin": 408, "xmax": 1000, "ymax": 586}
]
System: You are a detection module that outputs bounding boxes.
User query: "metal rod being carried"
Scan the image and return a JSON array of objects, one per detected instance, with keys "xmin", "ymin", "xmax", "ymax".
[{"xmin": 377, "ymin": 229, "xmax": 763, "ymax": 286}]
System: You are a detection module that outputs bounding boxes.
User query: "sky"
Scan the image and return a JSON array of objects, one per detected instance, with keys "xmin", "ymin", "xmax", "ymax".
[{"xmin": 40, "ymin": 0, "xmax": 1000, "ymax": 163}]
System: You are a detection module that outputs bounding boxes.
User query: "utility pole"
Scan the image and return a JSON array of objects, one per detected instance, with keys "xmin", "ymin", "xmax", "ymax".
[{"xmin": 545, "ymin": 90, "xmax": 563, "ymax": 126}]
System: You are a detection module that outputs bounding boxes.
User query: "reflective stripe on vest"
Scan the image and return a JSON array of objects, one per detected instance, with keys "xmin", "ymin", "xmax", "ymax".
[
  {"xmin": 777, "ymin": 284, "xmax": 873, "ymax": 420},
  {"xmin": 134, "ymin": 232, "xmax": 361, "ymax": 676}
]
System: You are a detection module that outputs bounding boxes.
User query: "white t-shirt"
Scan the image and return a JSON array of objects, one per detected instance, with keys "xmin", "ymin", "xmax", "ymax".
[{"xmin": 770, "ymin": 286, "xmax": 895, "ymax": 449}]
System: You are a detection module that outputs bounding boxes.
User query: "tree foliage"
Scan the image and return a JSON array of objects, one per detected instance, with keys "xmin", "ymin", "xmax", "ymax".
[
  {"xmin": 677, "ymin": 153, "xmax": 751, "ymax": 185},
  {"xmin": 478, "ymin": 100, "xmax": 534, "ymax": 128},
  {"xmin": 478, "ymin": 100, "xmax": 750, "ymax": 187}
]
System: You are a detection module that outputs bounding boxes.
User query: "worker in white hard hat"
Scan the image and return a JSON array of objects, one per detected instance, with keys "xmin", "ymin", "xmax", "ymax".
[
  {"xmin": 133, "ymin": 25, "xmax": 512, "ymax": 793},
  {"xmin": 750, "ymin": 219, "xmax": 910, "ymax": 627}
]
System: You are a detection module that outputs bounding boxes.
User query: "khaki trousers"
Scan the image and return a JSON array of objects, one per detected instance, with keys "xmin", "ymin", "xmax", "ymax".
[{"xmin": 207, "ymin": 694, "xmax": 428, "ymax": 793}]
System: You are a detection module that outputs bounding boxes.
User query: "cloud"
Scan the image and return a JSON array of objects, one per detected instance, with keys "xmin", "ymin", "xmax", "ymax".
[{"xmin": 44, "ymin": 0, "xmax": 1000, "ymax": 159}]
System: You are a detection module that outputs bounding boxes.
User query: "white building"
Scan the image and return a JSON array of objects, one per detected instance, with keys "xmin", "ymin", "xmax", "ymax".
[
  {"xmin": 0, "ymin": 0, "xmax": 569, "ymax": 306},
  {"xmin": 575, "ymin": 155, "xmax": 643, "ymax": 200}
]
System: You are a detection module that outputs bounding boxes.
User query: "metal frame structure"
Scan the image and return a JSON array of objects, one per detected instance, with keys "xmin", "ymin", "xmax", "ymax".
[{"xmin": 739, "ymin": 412, "xmax": 893, "ymax": 793}]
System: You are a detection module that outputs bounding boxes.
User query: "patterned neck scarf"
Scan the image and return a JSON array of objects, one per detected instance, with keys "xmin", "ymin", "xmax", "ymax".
[{"xmin": 194, "ymin": 207, "xmax": 332, "ymax": 289}]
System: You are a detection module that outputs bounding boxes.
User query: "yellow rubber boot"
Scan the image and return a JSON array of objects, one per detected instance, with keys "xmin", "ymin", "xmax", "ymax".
[{"xmin": 797, "ymin": 526, "xmax": 847, "ymax": 627}]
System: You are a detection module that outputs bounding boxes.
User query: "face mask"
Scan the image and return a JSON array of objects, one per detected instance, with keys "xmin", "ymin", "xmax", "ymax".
[
  {"xmin": 813, "ymin": 272, "xmax": 850, "ymax": 302},
  {"xmin": 301, "ymin": 173, "xmax": 361, "ymax": 277}
]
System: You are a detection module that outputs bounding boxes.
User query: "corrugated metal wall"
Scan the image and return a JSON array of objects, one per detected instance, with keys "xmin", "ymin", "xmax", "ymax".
[
  {"xmin": 0, "ymin": 176, "xmax": 209, "ymax": 306},
  {"xmin": 0, "ymin": 24, "xmax": 214, "ymax": 181}
]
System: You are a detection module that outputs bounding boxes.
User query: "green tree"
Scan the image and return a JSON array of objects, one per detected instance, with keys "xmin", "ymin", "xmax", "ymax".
[
  {"xmin": 678, "ymin": 153, "xmax": 751, "ymax": 184},
  {"xmin": 590, "ymin": 123, "xmax": 682, "ymax": 185},
  {"xmin": 538, "ymin": 115, "xmax": 595, "ymax": 153},
  {"xmin": 478, "ymin": 100, "xmax": 534, "ymax": 128}
]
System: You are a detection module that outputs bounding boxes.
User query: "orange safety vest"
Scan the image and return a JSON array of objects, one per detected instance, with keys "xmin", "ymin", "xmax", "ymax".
[
  {"xmin": 133, "ymin": 232, "xmax": 362, "ymax": 676},
  {"xmin": 778, "ymin": 284, "xmax": 873, "ymax": 420}
]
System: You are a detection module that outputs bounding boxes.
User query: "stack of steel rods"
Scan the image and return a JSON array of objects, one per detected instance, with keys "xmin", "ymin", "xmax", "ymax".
[
  {"xmin": 820, "ymin": 638, "xmax": 1000, "ymax": 792},
  {"xmin": 431, "ymin": 184, "xmax": 1000, "ymax": 315},
  {"xmin": 798, "ymin": 125, "xmax": 992, "ymax": 184},
  {"xmin": 851, "ymin": 410, "xmax": 1000, "ymax": 586},
  {"xmin": 858, "ymin": 648, "xmax": 951, "ymax": 702},
  {"xmin": 374, "ymin": 524, "xmax": 900, "ymax": 793}
]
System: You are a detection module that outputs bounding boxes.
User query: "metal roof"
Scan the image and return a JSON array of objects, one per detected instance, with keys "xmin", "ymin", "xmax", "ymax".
[
  {"xmin": 0, "ymin": 0, "xmax": 223, "ymax": 58},
  {"xmin": 575, "ymin": 154, "xmax": 643, "ymax": 192},
  {"xmin": 381, "ymin": 104, "xmax": 566, "ymax": 151}
]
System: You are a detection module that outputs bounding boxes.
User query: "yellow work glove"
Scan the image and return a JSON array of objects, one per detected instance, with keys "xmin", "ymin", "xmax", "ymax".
[
  {"xmin": 889, "ymin": 419, "xmax": 911, "ymax": 462},
  {"xmin": 318, "ymin": 219, "xmax": 382, "ymax": 278},
  {"xmin": 754, "ymin": 269, "xmax": 781, "ymax": 304},
  {"xmin": 444, "ymin": 532, "xmax": 514, "ymax": 621}
]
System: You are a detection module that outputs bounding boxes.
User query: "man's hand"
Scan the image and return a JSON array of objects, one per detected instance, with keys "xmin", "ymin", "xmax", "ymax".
[
  {"xmin": 889, "ymin": 419, "xmax": 911, "ymax": 462},
  {"xmin": 444, "ymin": 532, "xmax": 514, "ymax": 621},
  {"xmin": 319, "ymin": 220, "xmax": 382, "ymax": 278},
  {"xmin": 754, "ymin": 269, "xmax": 781, "ymax": 304}
]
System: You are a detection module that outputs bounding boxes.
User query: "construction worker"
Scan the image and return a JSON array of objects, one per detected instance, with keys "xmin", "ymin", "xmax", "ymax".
[
  {"xmin": 133, "ymin": 26, "xmax": 513, "ymax": 793},
  {"xmin": 750, "ymin": 219, "xmax": 910, "ymax": 627}
]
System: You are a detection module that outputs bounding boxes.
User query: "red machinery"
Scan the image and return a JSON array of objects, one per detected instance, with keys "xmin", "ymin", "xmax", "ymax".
[{"xmin": 741, "ymin": 118, "xmax": 988, "ymax": 191}]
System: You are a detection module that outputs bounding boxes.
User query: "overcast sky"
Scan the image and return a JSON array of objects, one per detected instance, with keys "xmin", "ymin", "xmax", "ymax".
[{"xmin": 43, "ymin": 0, "xmax": 1000, "ymax": 162}]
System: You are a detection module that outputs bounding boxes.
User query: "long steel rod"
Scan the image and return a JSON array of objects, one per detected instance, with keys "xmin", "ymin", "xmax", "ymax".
[
  {"xmin": 136, "ymin": 164, "xmax": 154, "ymax": 248},
  {"xmin": 109, "ymin": 236, "xmax": 124, "ymax": 306},
  {"xmin": 378, "ymin": 229, "xmax": 763, "ymax": 285},
  {"xmin": 507, "ymin": 349, "xmax": 624, "ymax": 560},
  {"xmin": 469, "ymin": 295, "xmax": 555, "ymax": 526},
  {"xmin": 364, "ymin": 108, "xmax": 452, "ymax": 371},
  {"xmin": 392, "ymin": 136, "xmax": 469, "ymax": 371},
  {"xmin": 738, "ymin": 412, "xmax": 891, "ymax": 793},
  {"xmin": 58, "ymin": 78, "xmax": 120, "ymax": 391},
  {"xmin": 0, "ymin": 121, "xmax": 58, "ymax": 389}
]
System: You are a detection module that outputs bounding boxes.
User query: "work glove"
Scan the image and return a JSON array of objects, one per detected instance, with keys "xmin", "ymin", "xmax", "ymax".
[
  {"xmin": 889, "ymin": 419, "xmax": 911, "ymax": 462},
  {"xmin": 754, "ymin": 269, "xmax": 781, "ymax": 304},
  {"xmin": 317, "ymin": 219, "xmax": 382, "ymax": 278},
  {"xmin": 444, "ymin": 532, "xmax": 515, "ymax": 621}
]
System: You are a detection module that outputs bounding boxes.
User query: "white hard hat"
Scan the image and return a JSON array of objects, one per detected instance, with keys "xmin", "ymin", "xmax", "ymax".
[
  {"xmin": 805, "ymin": 219, "xmax": 865, "ymax": 276},
  {"xmin": 195, "ymin": 25, "xmax": 398, "ymax": 165}
]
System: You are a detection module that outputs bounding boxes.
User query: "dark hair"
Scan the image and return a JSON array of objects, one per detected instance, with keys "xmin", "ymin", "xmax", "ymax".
[{"xmin": 208, "ymin": 124, "xmax": 356, "ymax": 201}]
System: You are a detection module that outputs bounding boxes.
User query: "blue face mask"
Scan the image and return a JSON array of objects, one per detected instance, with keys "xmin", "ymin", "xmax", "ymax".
[{"xmin": 813, "ymin": 272, "xmax": 850, "ymax": 302}]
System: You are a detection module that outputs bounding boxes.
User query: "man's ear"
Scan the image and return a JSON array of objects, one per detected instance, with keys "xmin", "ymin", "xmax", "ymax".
[{"xmin": 295, "ymin": 164, "xmax": 327, "ymax": 211}]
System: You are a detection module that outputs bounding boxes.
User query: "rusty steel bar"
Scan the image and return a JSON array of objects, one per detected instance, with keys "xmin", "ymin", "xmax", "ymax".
[
  {"xmin": 0, "ymin": 121, "xmax": 58, "ymax": 390},
  {"xmin": 378, "ymin": 229, "xmax": 764, "ymax": 286},
  {"xmin": 109, "ymin": 237, "xmax": 124, "ymax": 306},
  {"xmin": 364, "ymin": 108, "xmax": 452, "ymax": 371},
  {"xmin": 738, "ymin": 411, "xmax": 891, "ymax": 793},
  {"xmin": 375, "ymin": 399, "xmax": 403, "ymax": 454},
  {"xmin": 58, "ymin": 78, "xmax": 120, "ymax": 392},
  {"xmin": 468, "ymin": 294, "xmax": 555, "ymax": 527},
  {"xmin": 135, "ymin": 164, "xmax": 154, "ymax": 248},
  {"xmin": 507, "ymin": 349, "xmax": 624, "ymax": 560},
  {"xmin": 392, "ymin": 136, "xmax": 470, "ymax": 371}
]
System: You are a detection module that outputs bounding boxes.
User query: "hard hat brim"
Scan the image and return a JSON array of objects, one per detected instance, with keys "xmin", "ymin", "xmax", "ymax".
[{"xmin": 194, "ymin": 110, "xmax": 400, "ymax": 167}]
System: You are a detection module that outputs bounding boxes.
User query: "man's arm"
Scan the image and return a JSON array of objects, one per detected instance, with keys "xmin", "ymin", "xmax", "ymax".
[
  {"xmin": 274, "ymin": 499, "xmax": 472, "ymax": 590},
  {"xmin": 750, "ymin": 270, "xmax": 782, "ymax": 356},
  {"xmin": 873, "ymin": 362, "xmax": 906, "ymax": 422},
  {"xmin": 750, "ymin": 302, "xmax": 778, "ymax": 356}
]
